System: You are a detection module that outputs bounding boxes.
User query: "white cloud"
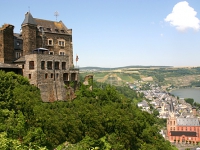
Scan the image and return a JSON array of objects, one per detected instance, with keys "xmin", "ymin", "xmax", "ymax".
[
  {"xmin": 160, "ymin": 33, "xmax": 164, "ymax": 37},
  {"xmin": 165, "ymin": 1, "xmax": 200, "ymax": 31}
]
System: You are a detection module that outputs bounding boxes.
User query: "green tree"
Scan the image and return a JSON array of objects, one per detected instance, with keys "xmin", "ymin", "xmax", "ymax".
[{"xmin": 185, "ymin": 98, "xmax": 194, "ymax": 106}]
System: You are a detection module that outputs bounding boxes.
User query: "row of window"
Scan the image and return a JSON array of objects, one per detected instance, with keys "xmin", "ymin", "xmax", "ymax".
[
  {"xmin": 28, "ymin": 73, "xmax": 69, "ymax": 80},
  {"xmin": 48, "ymin": 39, "xmax": 65, "ymax": 47},
  {"xmin": 170, "ymin": 126, "xmax": 199, "ymax": 131},
  {"xmin": 49, "ymin": 51, "xmax": 65, "ymax": 55},
  {"xmin": 38, "ymin": 26, "xmax": 65, "ymax": 33},
  {"xmin": 29, "ymin": 61, "xmax": 67, "ymax": 70},
  {"xmin": 15, "ymin": 51, "xmax": 65, "ymax": 59},
  {"xmin": 171, "ymin": 137, "xmax": 195, "ymax": 141},
  {"xmin": 169, "ymin": 121, "xmax": 176, "ymax": 125}
]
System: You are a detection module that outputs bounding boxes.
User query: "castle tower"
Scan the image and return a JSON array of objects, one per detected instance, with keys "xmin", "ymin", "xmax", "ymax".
[
  {"xmin": 21, "ymin": 12, "xmax": 37, "ymax": 55},
  {"xmin": 0, "ymin": 24, "xmax": 14, "ymax": 63}
]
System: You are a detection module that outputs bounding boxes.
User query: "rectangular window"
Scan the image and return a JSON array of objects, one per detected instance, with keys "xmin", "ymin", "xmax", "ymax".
[
  {"xmin": 63, "ymin": 73, "xmax": 68, "ymax": 81},
  {"xmin": 41, "ymin": 61, "xmax": 45, "ymax": 70},
  {"xmin": 58, "ymin": 40, "xmax": 65, "ymax": 47},
  {"xmin": 49, "ymin": 51, "xmax": 54, "ymax": 55},
  {"xmin": 51, "ymin": 73, "xmax": 53, "ymax": 78},
  {"xmin": 15, "ymin": 52, "xmax": 21, "ymax": 59},
  {"xmin": 45, "ymin": 73, "xmax": 48, "ymax": 79},
  {"xmin": 71, "ymin": 73, "xmax": 76, "ymax": 81},
  {"xmin": 47, "ymin": 61, "xmax": 52, "ymax": 70},
  {"xmin": 29, "ymin": 61, "xmax": 34, "ymax": 70},
  {"xmin": 56, "ymin": 73, "xmax": 59, "ymax": 78},
  {"xmin": 48, "ymin": 39, "xmax": 53, "ymax": 46},
  {"xmin": 28, "ymin": 74, "xmax": 31, "ymax": 79},
  {"xmin": 59, "ymin": 52, "xmax": 65, "ymax": 55},
  {"xmin": 55, "ymin": 62, "xmax": 59, "ymax": 70},
  {"xmin": 62, "ymin": 62, "xmax": 66, "ymax": 70},
  {"xmin": 47, "ymin": 28, "xmax": 51, "ymax": 32},
  {"xmin": 61, "ymin": 30, "xmax": 65, "ymax": 33}
]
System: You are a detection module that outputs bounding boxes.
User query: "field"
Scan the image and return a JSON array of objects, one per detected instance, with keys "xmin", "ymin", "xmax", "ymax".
[{"xmin": 80, "ymin": 66, "xmax": 200, "ymax": 88}]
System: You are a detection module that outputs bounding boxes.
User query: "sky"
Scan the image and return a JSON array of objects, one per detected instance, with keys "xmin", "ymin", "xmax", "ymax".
[{"xmin": 1, "ymin": 0, "xmax": 200, "ymax": 68}]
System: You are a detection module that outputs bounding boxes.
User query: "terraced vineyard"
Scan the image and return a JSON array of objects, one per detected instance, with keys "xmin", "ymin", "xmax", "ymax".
[{"xmin": 80, "ymin": 66, "xmax": 200, "ymax": 88}]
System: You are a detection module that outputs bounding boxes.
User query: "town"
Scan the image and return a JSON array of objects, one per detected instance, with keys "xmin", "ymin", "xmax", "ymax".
[{"xmin": 136, "ymin": 82, "xmax": 200, "ymax": 150}]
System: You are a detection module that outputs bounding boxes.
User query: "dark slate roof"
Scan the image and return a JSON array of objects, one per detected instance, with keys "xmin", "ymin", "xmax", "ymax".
[
  {"xmin": 22, "ymin": 12, "xmax": 36, "ymax": 25},
  {"xmin": 34, "ymin": 18, "xmax": 71, "ymax": 35},
  {"xmin": 0, "ymin": 63, "xmax": 21, "ymax": 69},
  {"xmin": 171, "ymin": 131, "xmax": 197, "ymax": 137},
  {"xmin": 14, "ymin": 56, "xmax": 25, "ymax": 63},
  {"xmin": 21, "ymin": 12, "xmax": 71, "ymax": 35},
  {"xmin": 14, "ymin": 33, "xmax": 22, "ymax": 40},
  {"xmin": 177, "ymin": 118, "xmax": 200, "ymax": 126}
]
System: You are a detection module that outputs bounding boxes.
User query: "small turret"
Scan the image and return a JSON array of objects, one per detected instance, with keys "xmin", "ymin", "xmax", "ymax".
[{"xmin": 22, "ymin": 12, "xmax": 36, "ymax": 26}]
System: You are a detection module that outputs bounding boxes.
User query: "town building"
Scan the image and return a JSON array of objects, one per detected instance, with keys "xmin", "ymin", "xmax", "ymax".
[
  {"xmin": 167, "ymin": 101, "xmax": 200, "ymax": 144},
  {"xmin": 0, "ymin": 12, "xmax": 79, "ymax": 102}
]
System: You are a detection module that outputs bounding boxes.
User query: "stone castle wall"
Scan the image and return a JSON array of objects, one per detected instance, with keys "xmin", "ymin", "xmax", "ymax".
[
  {"xmin": 0, "ymin": 26, "xmax": 3, "ymax": 62},
  {"xmin": 22, "ymin": 24, "xmax": 37, "ymax": 56},
  {"xmin": 23, "ymin": 54, "xmax": 78, "ymax": 102},
  {"xmin": 0, "ymin": 15, "xmax": 79, "ymax": 102},
  {"xmin": 37, "ymin": 32, "xmax": 73, "ymax": 68},
  {"xmin": 0, "ymin": 24, "xmax": 14, "ymax": 63}
]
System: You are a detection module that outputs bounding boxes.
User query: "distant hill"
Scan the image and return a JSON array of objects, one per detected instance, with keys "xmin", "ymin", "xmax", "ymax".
[
  {"xmin": 79, "ymin": 66, "xmax": 173, "ymax": 71},
  {"xmin": 79, "ymin": 66, "xmax": 200, "ymax": 88}
]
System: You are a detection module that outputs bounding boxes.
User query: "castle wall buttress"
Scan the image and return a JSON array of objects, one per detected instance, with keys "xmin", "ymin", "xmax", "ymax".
[
  {"xmin": 22, "ymin": 24, "xmax": 37, "ymax": 55},
  {"xmin": 0, "ymin": 29, "xmax": 4, "ymax": 63},
  {"xmin": 0, "ymin": 24, "xmax": 14, "ymax": 63}
]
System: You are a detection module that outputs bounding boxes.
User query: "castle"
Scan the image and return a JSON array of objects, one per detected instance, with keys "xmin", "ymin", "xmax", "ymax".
[{"xmin": 0, "ymin": 12, "xmax": 79, "ymax": 102}]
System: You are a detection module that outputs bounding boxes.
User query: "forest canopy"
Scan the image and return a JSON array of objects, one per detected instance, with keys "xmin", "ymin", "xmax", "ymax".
[{"xmin": 0, "ymin": 71, "xmax": 176, "ymax": 150}]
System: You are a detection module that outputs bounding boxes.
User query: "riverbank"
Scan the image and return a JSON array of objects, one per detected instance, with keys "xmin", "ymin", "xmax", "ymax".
[{"xmin": 170, "ymin": 88, "xmax": 200, "ymax": 103}]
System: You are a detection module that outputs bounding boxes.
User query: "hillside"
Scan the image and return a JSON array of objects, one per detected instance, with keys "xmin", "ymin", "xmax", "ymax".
[
  {"xmin": 80, "ymin": 66, "xmax": 200, "ymax": 89},
  {"xmin": 0, "ymin": 71, "xmax": 176, "ymax": 150}
]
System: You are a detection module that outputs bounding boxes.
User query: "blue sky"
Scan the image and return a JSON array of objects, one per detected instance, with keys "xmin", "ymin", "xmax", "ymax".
[{"xmin": 1, "ymin": 0, "xmax": 200, "ymax": 67}]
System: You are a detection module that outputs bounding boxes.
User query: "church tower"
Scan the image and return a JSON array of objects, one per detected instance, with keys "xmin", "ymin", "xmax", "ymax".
[
  {"xmin": 167, "ymin": 99, "xmax": 177, "ymax": 138},
  {"xmin": 21, "ymin": 12, "xmax": 37, "ymax": 55}
]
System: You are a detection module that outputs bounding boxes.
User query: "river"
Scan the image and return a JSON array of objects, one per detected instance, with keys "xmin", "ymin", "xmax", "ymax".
[{"xmin": 170, "ymin": 88, "xmax": 200, "ymax": 103}]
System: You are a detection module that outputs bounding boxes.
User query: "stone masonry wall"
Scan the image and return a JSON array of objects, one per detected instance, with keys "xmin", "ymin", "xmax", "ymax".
[
  {"xmin": 0, "ymin": 24, "xmax": 14, "ymax": 63},
  {"xmin": 23, "ymin": 54, "xmax": 78, "ymax": 102},
  {"xmin": 0, "ymin": 26, "xmax": 4, "ymax": 62},
  {"xmin": 22, "ymin": 24, "xmax": 37, "ymax": 56},
  {"xmin": 37, "ymin": 31, "xmax": 73, "ymax": 68}
]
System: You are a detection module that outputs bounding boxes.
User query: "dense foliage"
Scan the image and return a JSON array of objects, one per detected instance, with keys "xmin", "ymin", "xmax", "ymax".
[
  {"xmin": 190, "ymin": 81, "xmax": 200, "ymax": 87},
  {"xmin": 185, "ymin": 98, "xmax": 194, "ymax": 106},
  {"xmin": 0, "ymin": 71, "xmax": 176, "ymax": 149}
]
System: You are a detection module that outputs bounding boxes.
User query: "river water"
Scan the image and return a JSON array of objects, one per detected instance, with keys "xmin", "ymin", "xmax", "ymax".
[{"xmin": 170, "ymin": 88, "xmax": 200, "ymax": 103}]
